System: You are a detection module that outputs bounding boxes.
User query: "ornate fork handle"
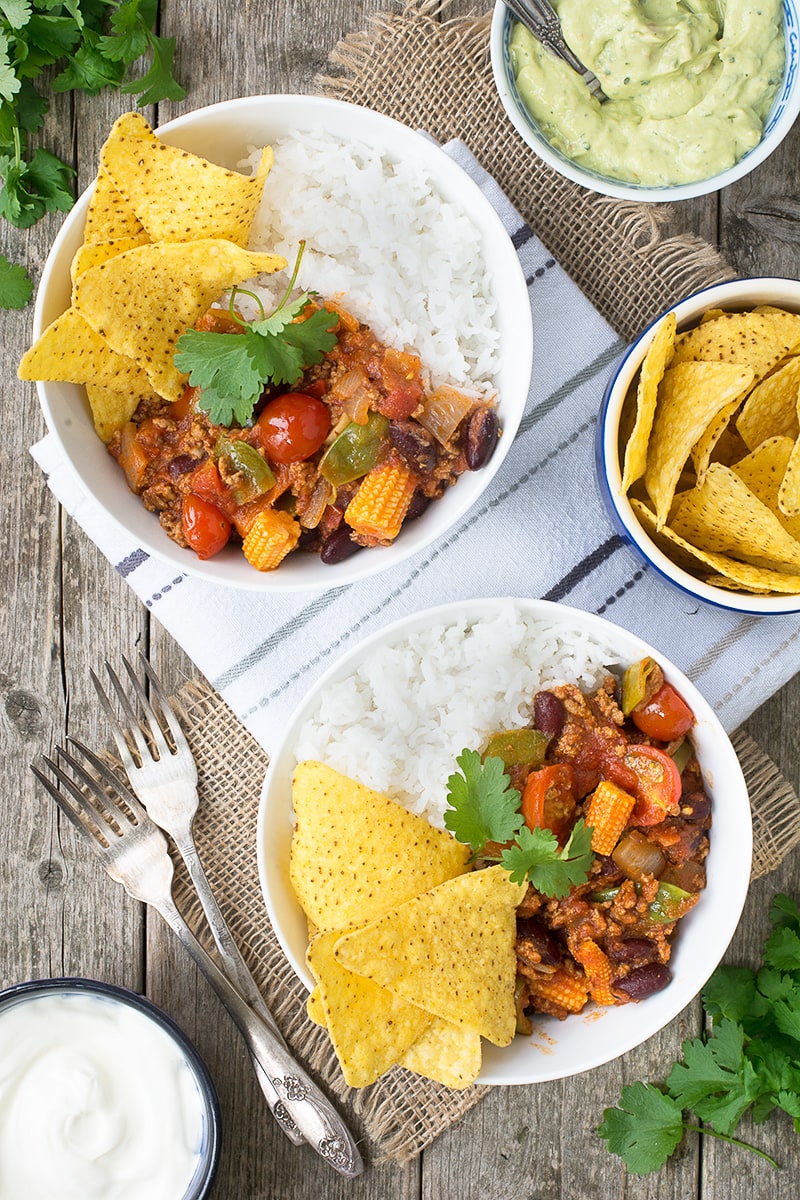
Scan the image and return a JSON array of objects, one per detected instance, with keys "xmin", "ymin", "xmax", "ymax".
[
  {"xmin": 157, "ymin": 890, "xmax": 363, "ymax": 1179},
  {"xmin": 504, "ymin": 0, "xmax": 609, "ymax": 102}
]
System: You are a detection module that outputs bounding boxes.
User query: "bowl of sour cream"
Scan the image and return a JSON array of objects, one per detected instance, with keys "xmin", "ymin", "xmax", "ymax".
[
  {"xmin": 0, "ymin": 978, "xmax": 220, "ymax": 1200},
  {"xmin": 490, "ymin": 0, "xmax": 800, "ymax": 202}
]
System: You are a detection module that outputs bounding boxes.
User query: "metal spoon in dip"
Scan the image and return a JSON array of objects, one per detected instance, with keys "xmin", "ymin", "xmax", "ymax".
[{"xmin": 504, "ymin": 0, "xmax": 609, "ymax": 103}]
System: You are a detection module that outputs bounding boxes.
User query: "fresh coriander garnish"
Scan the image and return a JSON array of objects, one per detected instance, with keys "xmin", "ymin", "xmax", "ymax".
[
  {"xmin": 173, "ymin": 241, "xmax": 339, "ymax": 427},
  {"xmin": 0, "ymin": 250, "xmax": 32, "ymax": 308},
  {"xmin": 443, "ymin": 748, "xmax": 593, "ymax": 898},
  {"xmin": 598, "ymin": 891, "xmax": 800, "ymax": 1174}
]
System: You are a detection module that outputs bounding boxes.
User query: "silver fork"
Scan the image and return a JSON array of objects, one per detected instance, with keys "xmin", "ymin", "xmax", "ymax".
[
  {"xmin": 504, "ymin": 0, "xmax": 609, "ymax": 103},
  {"xmin": 31, "ymin": 740, "xmax": 363, "ymax": 1179},
  {"xmin": 89, "ymin": 654, "xmax": 304, "ymax": 1146}
]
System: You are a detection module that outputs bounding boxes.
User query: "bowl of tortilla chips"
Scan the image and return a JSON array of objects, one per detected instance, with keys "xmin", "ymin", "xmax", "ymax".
[
  {"xmin": 20, "ymin": 95, "xmax": 532, "ymax": 591},
  {"xmin": 597, "ymin": 278, "xmax": 800, "ymax": 613}
]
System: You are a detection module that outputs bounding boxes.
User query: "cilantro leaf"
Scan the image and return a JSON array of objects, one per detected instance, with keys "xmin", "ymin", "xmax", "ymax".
[
  {"xmin": 0, "ymin": 37, "xmax": 20, "ymax": 103},
  {"xmin": 501, "ymin": 818, "xmax": 593, "ymax": 897},
  {"xmin": 703, "ymin": 965, "xmax": 770, "ymax": 1027},
  {"xmin": 53, "ymin": 26, "xmax": 124, "ymax": 93},
  {"xmin": 0, "ymin": 249, "xmax": 32, "ymax": 306},
  {"xmin": 443, "ymin": 749, "xmax": 523, "ymax": 852},
  {"xmin": 763, "ymin": 925, "xmax": 800, "ymax": 975},
  {"xmin": 598, "ymin": 1082, "xmax": 685, "ymax": 1175},
  {"xmin": 248, "ymin": 298, "xmax": 338, "ymax": 386},
  {"xmin": 97, "ymin": 0, "xmax": 155, "ymax": 62},
  {"xmin": 770, "ymin": 893, "xmax": 800, "ymax": 934},
  {"xmin": 0, "ymin": 0, "xmax": 32, "ymax": 30},
  {"xmin": 119, "ymin": 31, "xmax": 185, "ymax": 105},
  {"xmin": 666, "ymin": 1019, "xmax": 754, "ymax": 1135}
]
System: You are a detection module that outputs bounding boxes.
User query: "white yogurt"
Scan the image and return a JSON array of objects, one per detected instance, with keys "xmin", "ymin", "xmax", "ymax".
[{"xmin": 0, "ymin": 990, "xmax": 209, "ymax": 1199}]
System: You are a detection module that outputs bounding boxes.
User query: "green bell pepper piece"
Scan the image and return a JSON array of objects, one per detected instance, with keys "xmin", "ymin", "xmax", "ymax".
[{"xmin": 319, "ymin": 412, "xmax": 388, "ymax": 486}]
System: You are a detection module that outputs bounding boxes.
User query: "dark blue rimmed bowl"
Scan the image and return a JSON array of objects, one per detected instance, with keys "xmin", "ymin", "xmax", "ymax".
[
  {"xmin": 0, "ymin": 977, "xmax": 221, "ymax": 1199},
  {"xmin": 595, "ymin": 276, "xmax": 800, "ymax": 615}
]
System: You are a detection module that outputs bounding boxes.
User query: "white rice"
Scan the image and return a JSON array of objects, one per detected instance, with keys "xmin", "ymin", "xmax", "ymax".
[
  {"xmin": 293, "ymin": 601, "xmax": 624, "ymax": 827},
  {"xmin": 242, "ymin": 132, "xmax": 500, "ymax": 391}
]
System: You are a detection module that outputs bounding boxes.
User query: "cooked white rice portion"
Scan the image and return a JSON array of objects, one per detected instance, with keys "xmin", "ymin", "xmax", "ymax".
[
  {"xmin": 293, "ymin": 601, "xmax": 624, "ymax": 828},
  {"xmin": 243, "ymin": 132, "xmax": 500, "ymax": 391}
]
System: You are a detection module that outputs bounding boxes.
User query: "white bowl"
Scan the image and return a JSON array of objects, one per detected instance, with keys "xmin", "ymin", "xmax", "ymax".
[
  {"xmin": 490, "ymin": 1, "xmax": 800, "ymax": 202},
  {"xmin": 33, "ymin": 95, "xmax": 533, "ymax": 593},
  {"xmin": 597, "ymin": 276, "xmax": 800, "ymax": 615},
  {"xmin": 257, "ymin": 596, "xmax": 751, "ymax": 1086}
]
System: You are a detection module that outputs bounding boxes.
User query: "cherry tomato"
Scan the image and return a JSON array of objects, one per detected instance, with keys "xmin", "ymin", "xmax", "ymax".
[
  {"xmin": 632, "ymin": 683, "xmax": 695, "ymax": 742},
  {"xmin": 255, "ymin": 392, "xmax": 331, "ymax": 464},
  {"xmin": 182, "ymin": 493, "xmax": 231, "ymax": 560},
  {"xmin": 521, "ymin": 763, "xmax": 576, "ymax": 845},
  {"xmin": 624, "ymin": 745, "xmax": 682, "ymax": 827}
]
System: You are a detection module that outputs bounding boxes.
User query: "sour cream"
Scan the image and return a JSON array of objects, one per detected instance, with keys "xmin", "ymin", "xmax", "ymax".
[
  {"xmin": 510, "ymin": 0, "xmax": 785, "ymax": 186},
  {"xmin": 0, "ymin": 989, "xmax": 210, "ymax": 1200}
]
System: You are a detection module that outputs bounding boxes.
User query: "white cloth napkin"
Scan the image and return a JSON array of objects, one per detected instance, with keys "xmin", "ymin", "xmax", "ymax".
[{"xmin": 30, "ymin": 141, "xmax": 800, "ymax": 754}]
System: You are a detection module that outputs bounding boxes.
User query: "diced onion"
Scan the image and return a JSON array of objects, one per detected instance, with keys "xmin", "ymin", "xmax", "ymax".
[{"xmin": 612, "ymin": 831, "xmax": 666, "ymax": 882}]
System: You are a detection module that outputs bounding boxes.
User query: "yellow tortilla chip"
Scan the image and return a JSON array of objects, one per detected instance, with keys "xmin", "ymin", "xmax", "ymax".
[
  {"xmin": 736, "ymin": 356, "xmax": 800, "ymax": 451},
  {"xmin": 85, "ymin": 382, "xmax": 156, "ymax": 443},
  {"xmin": 671, "ymin": 311, "xmax": 800, "ymax": 379},
  {"xmin": 83, "ymin": 167, "xmax": 148, "ymax": 243},
  {"xmin": 632, "ymin": 497, "xmax": 800, "ymax": 594},
  {"xmin": 307, "ymin": 929, "xmax": 432, "ymax": 1088},
  {"xmin": 103, "ymin": 135, "xmax": 273, "ymax": 246},
  {"xmin": 691, "ymin": 396, "xmax": 742, "ymax": 485},
  {"xmin": 670, "ymin": 463, "xmax": 800, "ymax": 573},
  {"xmin": 400, "ymin": 1018, "xmax": 482, "ymax": 1090},
  {"xmin": 306, "ymin": 986, "xmax": 326, "ymax": 1028},
  {"xmin": 71, "ymin": 233, "xmax": 151, "ymax": 284},
  {"xmin": 289, "ymin": 762, "xmax": 470, "ymax": 932},
  {"xmin": 778, "ymin": 435, "xmax": 800, "ymax": 517},
  {"xmin": 18, "ymin": 306, "xmax": 152, "ymax": 392},
  {"xmin": 644, "ymin": 362, "xmax": 754, "ymax": 528},
  {"xmin": 731, "ymin": 436, "xmax": 800, "ymax": 541},
  {"xmin": 72, "ymin": 239, "xmax": 286, "ymax": 401},
  {"xmin": 621, "ymin": 312, "xmax": 675, "ymax": 492},
  {"xmin": 334, "ymin": 866, "xmax": 525, "ymax": 1048}
]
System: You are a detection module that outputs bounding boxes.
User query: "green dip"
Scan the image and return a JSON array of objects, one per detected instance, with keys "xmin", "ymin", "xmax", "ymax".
[{"xmin": 510, "ymin": 0, "xmax": 785, "ymax": 187}]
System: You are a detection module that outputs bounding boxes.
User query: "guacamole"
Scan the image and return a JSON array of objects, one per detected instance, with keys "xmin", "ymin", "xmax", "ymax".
[{"xmin": 510, "ymin": 0, "xmax": 785, "ymax": 187}]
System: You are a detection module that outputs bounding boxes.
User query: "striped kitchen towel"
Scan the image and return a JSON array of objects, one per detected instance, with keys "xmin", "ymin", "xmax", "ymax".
[{"xmin": 30, "ymin": 141, "xmax": 800, "ymax": 753}]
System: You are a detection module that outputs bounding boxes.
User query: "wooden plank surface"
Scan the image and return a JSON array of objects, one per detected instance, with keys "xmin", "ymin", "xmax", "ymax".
[{"xmin": 0, "ymin": 3, "xmax": 798, "ymax": 1198}]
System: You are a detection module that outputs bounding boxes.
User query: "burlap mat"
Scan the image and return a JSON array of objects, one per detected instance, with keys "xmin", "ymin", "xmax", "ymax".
[
  {"xmin": 167, "ymin": 678, "xmax": 800, "ymax": 1165},
  {"xmin": 163, "ymin": 0, "xmax": 796, "ymax": 1167}
]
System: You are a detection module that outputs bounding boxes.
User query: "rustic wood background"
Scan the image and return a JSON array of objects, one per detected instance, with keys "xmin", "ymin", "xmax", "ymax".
[{"xmin": 1, "ymin": 2, "xmax": 799, "ymax": 1197}]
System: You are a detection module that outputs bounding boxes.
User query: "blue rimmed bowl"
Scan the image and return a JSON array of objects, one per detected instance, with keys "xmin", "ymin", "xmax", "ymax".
[
  {"xmin": 596, "ymin": 276, "xmax": 800, "ymax": 615},
  {"xmin": 490, "ymin": 0, "xmax": 800, "ymax": 202}
]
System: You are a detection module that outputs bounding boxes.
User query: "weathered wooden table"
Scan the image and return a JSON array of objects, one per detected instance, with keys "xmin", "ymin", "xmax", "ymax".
[{"xmin": 1, "ymin": 3, "xmax": 799, "ymax": 1197}]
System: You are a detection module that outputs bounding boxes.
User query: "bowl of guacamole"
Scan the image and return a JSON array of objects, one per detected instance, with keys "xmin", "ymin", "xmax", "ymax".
[{"xmin": 490, "ymin": 0, "xmax": 800, "ymax": 201}]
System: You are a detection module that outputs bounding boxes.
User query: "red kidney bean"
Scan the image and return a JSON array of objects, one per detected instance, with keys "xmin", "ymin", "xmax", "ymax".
[
  {"xmin": 681, "ymin": 791, "xmax": 712, "ymax": 823},
  {"xmin": 533, "ymin": 690, "xmax": 566, "ymax": 737},
  {"xmin": 606, "ymin": 938, "xmax": 660, "ymax": 966},
  {"xmin": 464, "ymin": 406, "xmax": 499, "ymax": 470},
  {"xmin": 320, "ymin": 527, "xmax": 362, "ymax": 565},
  {"xmin": 167, "ymin": 454, "xmax": 197, "ymax": 479},
  {"xmin": 613, "ymin": 963, "xmax": 672, "ymax": 1001},
  {"xmin": 516, "ymin": 917, "xmax": 562, "ymax": 966},
  {"xmin": 389, "ymin": 420, "xmax": 437, "ymax": 475},
  {"xmin": 404, "ymin": 491, "xmax": 431, "ymax": 522}
]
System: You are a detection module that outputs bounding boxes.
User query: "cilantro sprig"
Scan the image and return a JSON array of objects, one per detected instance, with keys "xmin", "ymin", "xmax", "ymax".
[
  {"xmin": 0, "ymin": 1, "xmax": 185, "ymax": 304},
  {"xmin": 598, "ymin": 892, "xmax": 800, "ymax": 1174},
  {"xmin": 443, "ymin": 748, "xmax": 594, "ymax": 898},
  {"xmin": 173, "ymin": 243, "xmax": 339, "ymax": 427}
]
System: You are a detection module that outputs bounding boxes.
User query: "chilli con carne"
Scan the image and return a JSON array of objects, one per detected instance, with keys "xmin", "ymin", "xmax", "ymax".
[
  {"xmin": 107, "ymin": 303, "xmax": 499, "ymax": 571},
  {"xmin": 478, "ymin": 657, "xmax": 711, "ymax": 1026}
]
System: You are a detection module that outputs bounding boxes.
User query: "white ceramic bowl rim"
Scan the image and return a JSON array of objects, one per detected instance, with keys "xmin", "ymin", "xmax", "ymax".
[
  {"xmin": 33, "ymin": 94, "xmax": 533, "ymax": 592},
  {"xmin": 490, "ymin": 1, "xmax": 800, "ymax": 202},
  {"xmin": 598, "ymin": 275, "xmax": 800, "ymax": 615},
  {"xmin": 256, "ymin": 595, "xmax": 752, "ymax": 1086}
]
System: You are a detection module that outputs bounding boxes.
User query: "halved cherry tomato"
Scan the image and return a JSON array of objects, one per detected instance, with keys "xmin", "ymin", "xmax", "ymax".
[
  {"xmin": 255, "ymin": 392, "xmax": 331, "ymax": 464},
  {"xmin": 182, "ymin": 493, "xmax": 231, "ymax": 559},
  {"xmin": 521, "ymin": 763, "xmax": 576, "ymax": 845},
  {"xmin": 624, "ymin": 745, "xmax": 682, "ymax": 827},
  {"xmin": 632, "ymin": 683, "xmax": 695, "ymax": 742}
]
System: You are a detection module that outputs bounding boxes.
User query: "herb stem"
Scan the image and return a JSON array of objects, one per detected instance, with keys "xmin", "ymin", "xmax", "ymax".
[
  {"xmin": 12, "ymin": 124, "xmax": 21, "ymax": 170},
  {"xmin": 274, "ymin": 239, "xmax": 307, "ymax": 315},
  {"xmin": 684, "ymin": 1123, "xmax": 780, "ymax": 1169}
]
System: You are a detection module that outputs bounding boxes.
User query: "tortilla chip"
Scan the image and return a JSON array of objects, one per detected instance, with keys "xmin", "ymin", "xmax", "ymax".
[
  {"xmin": 71, "ymin": 233, "xmax": 151, "ymax": 284},
  {"xmin": 307, "ymin": 929, "xmax": 431, "ymax": 1088},
  {"xmin": 731, "ymin": 436, "xmax": 800, "ymax": 539},
  {"xmin": 84, "ymin": 168, "xmax": 148, "ymax": 244},
  {"xmin": 289, "ymin": 762, "xmax": 470, "ymax": 932},
  {"xmin": 72, "ymin": 239, "xmax": 286, "ymax": 401},
  {"xmin": 18, "ymin": 306, "xmax": 152, "ymax": 392},
  {"xmin": 306, "ymin": 986, "xmax": 327, "ymax": 1028},
  {"xmin": 103, "ymin": 135, "xmax": 273, "ymax": 246},
  {"xmin": 334, "ymin": 865, "xmax": 525, "ymax": 1048},
  {"xmin": 670, "ymin": 463, "xmax": 800, "ymax": 573},
  {"xmin": 778, "ymin": 435, "xmax": 800, "ymax": 517},
  {"xmin": 671, "ymin": 311, "xmax": 800, "ymax": 379},
  {"xmin": 632, "ymin": 497, "xmax": 800, "ymax": 594},
  {"xmin": 644, "ymin": 361, "xmax": 754, "ymax": 528},
  {"xmin": 400, "ymin": 1018, "xmax": 482, "ymax": 1089},
  {"xmin": 691, "ymin": 396, "xmax": 743, "ymax": 484},
  {"xmin": 735, "ymin": 356, "xmax": 800, "ymax": 450},
  {"xmin": 85, "ymin": 382, "xmax": 157, "ymax": 443},
  {"xmin": 621, "ymin": 312, "xmax": 675, "ymax": 492}
]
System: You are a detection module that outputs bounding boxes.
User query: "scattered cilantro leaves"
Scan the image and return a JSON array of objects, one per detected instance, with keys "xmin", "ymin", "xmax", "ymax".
[
  {"xmin": 442, "ymin": 749, "xmax": 593, "ymax": 897},
  {"xmin": 174, "ymin": 253, "xmax": 339, "ymax": 428},
  {"xmin": 0, "ymin": 248, "xmax": 31, "ymax": 305},
  {"xmin": 598, "ymin": 892, "xmax": 800, "ymax": 1174}
]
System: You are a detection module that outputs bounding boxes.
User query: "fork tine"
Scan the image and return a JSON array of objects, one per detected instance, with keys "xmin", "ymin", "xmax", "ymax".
[
  {"xmin": 103, "ymin": 660, "xmax": 168, "ymax": 764},
  {"xmin": 135, "ymin": 652, "xmax": 193, "ymax": 757},
  {"xmin": 90, "ymin": 667, "xmax": 141, "ymax": 775},
  {"xmin": 31, "ymin": 750, "xmax": 125, "ymax": 848},
  {"xmin": 65, "ymin": 738, "xmax": 151, "ymax": 825},
  {"xmin": 118, "ymin": 655, "xmax": 175, "ymax": 761}
]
